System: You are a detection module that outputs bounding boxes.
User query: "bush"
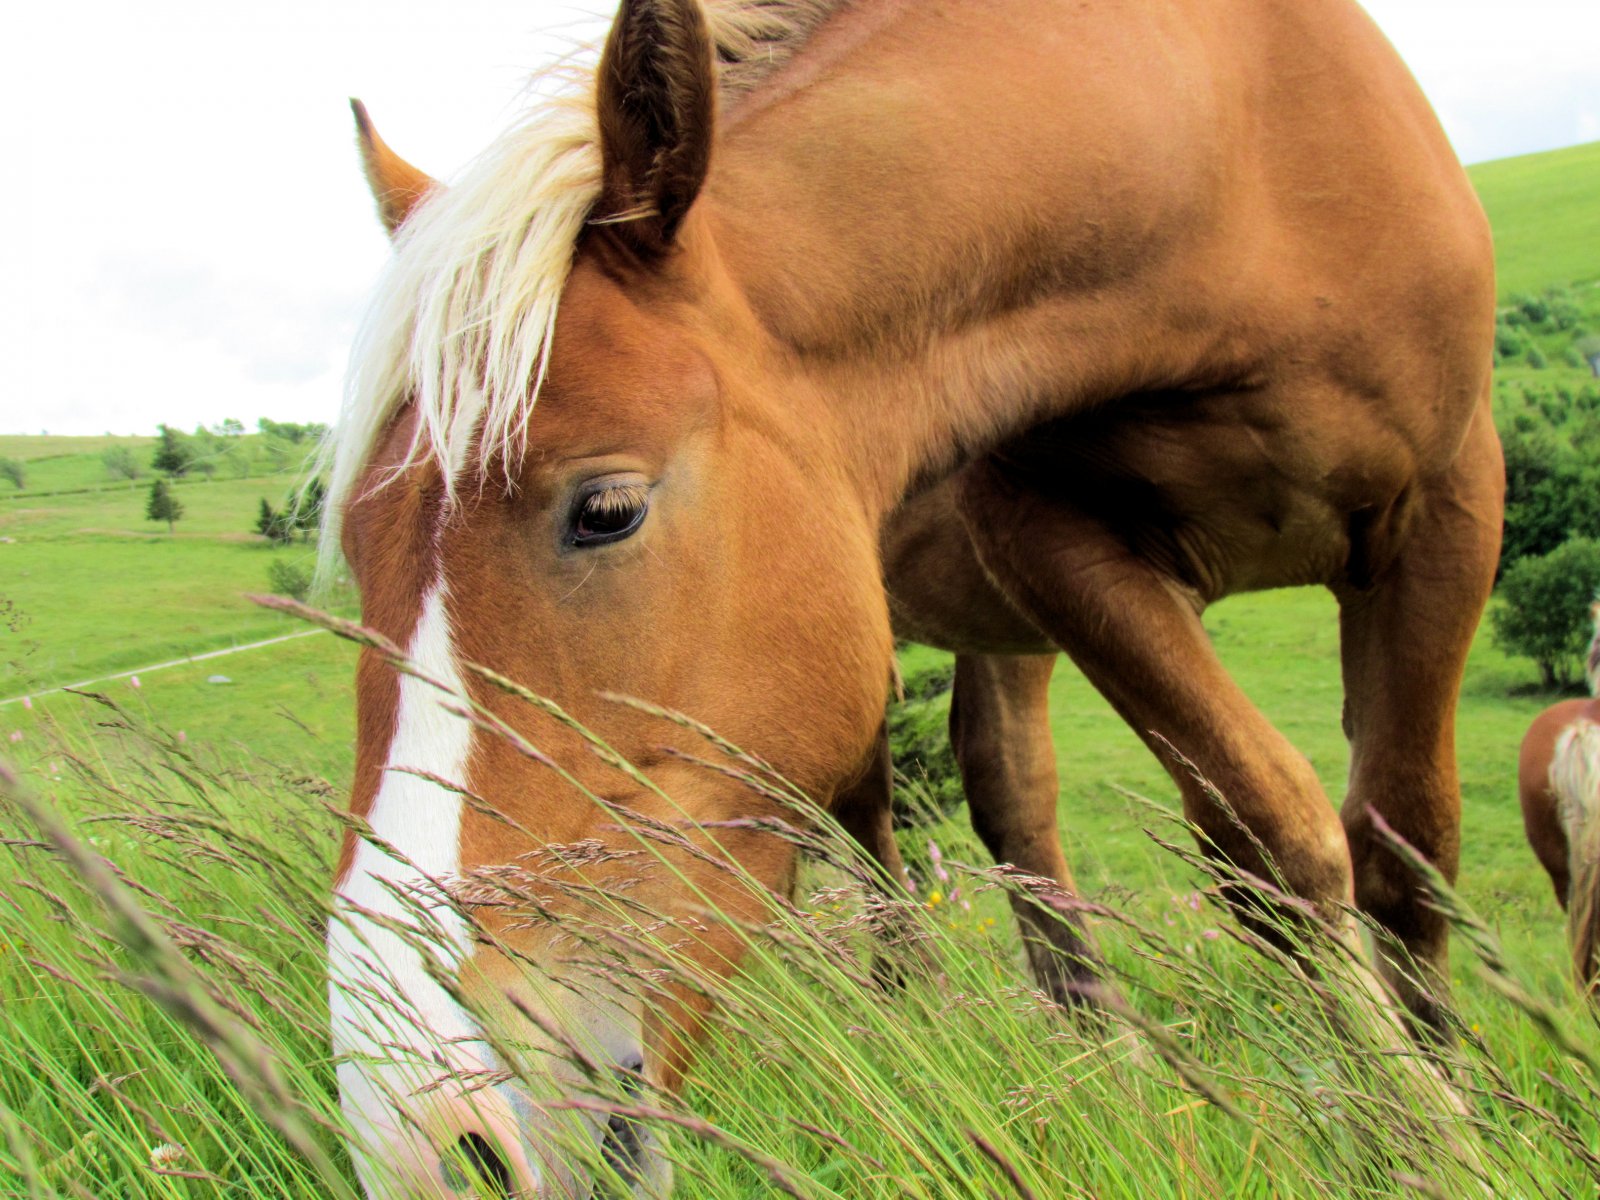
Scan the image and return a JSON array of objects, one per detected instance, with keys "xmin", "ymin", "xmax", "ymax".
[
  {"xmin": 1490, "ymin": 538, "xmax": 1600, "ymax": 689},
  {"xmin": 1494, "ymin": 324, "xmax": 1527, "ymax": 362},
  {"xmin": 267, "ymin": 556, "xmax": 314, "ymax": 602},
  {"xmin": 1526, "ymin": 345, "xmax": 1548, "ymax": 370},
  {"xmin": 101, "ymin": 445, "xmax": 140, "ymax": 481},
  {"xmin": 886, "ymin": 656, "xmax": 962, "ymax": 826},
  {"xmin": 0, "ymin": 458, "xmax": 24, "ymax": 489},
  {"xmin": 1498, "ymin": 422, "xmax": 1600, "ymax": 569}
]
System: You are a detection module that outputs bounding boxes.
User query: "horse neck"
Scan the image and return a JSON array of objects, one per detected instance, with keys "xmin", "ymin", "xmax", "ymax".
[{"xmin": 696, "ymin": 0, "xmax": 1207, "ymax": 519}]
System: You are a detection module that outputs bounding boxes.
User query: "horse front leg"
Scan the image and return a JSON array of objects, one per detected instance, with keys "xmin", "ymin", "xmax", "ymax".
[{"xmin": 831, "ymin": 723, "xmax": 920, "ymax": 986}]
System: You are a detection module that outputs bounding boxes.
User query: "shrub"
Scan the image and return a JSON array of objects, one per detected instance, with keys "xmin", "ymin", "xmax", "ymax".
[
  {"xmin": 267, "ymin": 556, "xmax": 314, "ymax": 602},
  {"xmin": 1491, "ymin": 538, "xmax": 1600, "ymax": 689},
  {"xmin": 1526, "ymin": 345, "xmax": 1548, "ymax": 370},
  {"xmin": 1498, "ymin": 422, "xmax": 1600, "ymax": 570},
  {"xmin": 101, "ymin": 445, "xmax": 140, "ymax": 481},
  {"xmin": 886, "ymin": 656, "xmax": 962, "ymax": 825},
  {"xmin": 1494, "ymin": 324, "xmax": 1527, "ymax": 362},
  {"xmin": 0, "ymin": 457, "xmax": 24, "ymax": 489}
]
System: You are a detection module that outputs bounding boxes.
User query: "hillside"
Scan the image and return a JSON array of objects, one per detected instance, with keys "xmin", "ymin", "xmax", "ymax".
[{"xmin": 1468, "ymin": 139, "xmax": 1600, "ymax": 297}]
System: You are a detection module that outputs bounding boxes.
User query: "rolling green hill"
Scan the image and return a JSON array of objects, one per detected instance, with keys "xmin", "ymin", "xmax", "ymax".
[{"xmin": 1468, "ymin": 139, "xmax": 1600, "ymax": 297}]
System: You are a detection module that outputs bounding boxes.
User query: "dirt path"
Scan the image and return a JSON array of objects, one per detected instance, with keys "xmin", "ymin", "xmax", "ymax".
[{"xmin": 1, "ymin": 629, "xmax": 327, "ymax": 708}]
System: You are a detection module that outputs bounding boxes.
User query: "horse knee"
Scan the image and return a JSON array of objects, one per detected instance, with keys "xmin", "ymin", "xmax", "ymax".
[
  {"xmin": 1187, "ymin": 757, "xmax": 1351, "ymax": 913},
  {"xmin": 968, "ymin": 795, "xmax": 1061, "ymax": 870},
  {"xmin": 1342, "ymin": 788, "xmax": 1458, "ymax": 934}
]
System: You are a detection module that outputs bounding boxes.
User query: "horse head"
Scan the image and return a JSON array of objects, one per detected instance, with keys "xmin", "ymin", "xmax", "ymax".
[{"xmin": 327, "ymin": 2, "xmax": 891, "ymax": 1195}]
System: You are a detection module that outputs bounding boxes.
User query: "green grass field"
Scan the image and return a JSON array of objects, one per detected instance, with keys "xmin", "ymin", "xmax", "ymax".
[
  {"xmin": 3, "ymin": 136, "xmax": 1600, "ymax": 1197},
  {"xmin": 0, "ymin": 466, "xmax": 344, "ymax": 700},
  {"xmin": 2, "ymin": 622, "xmax": 1595, "ymax": 1199},
  {"xmin": 1468, "ymin": 140, "xmax": 1600, "ymax": 296}
]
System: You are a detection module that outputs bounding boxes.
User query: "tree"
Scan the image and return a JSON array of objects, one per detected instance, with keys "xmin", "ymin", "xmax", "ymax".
[
  {"xmin": 215, "ymin": 417, "xmax": 246, "ymax": 438},
  {"xmin": 1491, "ymin": 538, "xmax": 1600, "ymax": 689},
  {"xmin": 0, "ymin": 458, "xmax": 24, "ymax": 490},
  {"xmin": 257, "ymin": 418, "xmax": 327, "ymax": 444},
  {"xmin": 102, "ymin": 445, "xmax": 140, "ymax": 481},
  {"xmin": 151, "ymin": 425, "xmax": 194, "ymax": 477},
  {"xmin": 287, "ymin": 478, "xmax": 327, "ymax": 542},
  {"xmin": 146, "ymin": 478, "xmax": 184, "ymax": 534},
  {"xmin": 255, "ymin": 497, "xmax": 293, "ymax": 545}
]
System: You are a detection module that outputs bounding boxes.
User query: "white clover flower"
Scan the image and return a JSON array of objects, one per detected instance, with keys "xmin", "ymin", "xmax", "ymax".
[{"xmin": 148, "ymin": 1143, "xmax": 186, "ymax": 1169}]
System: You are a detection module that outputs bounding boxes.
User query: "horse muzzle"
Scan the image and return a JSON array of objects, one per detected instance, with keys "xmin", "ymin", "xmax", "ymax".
[{"xmin": 339, "ymin": 1047, "xmax": 673, "ymax": 1199}]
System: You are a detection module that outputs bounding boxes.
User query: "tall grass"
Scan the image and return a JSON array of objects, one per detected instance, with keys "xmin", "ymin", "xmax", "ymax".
[{"xmin": 3, "ymin": 644, "xmax": 1599, "ymax": 1199}]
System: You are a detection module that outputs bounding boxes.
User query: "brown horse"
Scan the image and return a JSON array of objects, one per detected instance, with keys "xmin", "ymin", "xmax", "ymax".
[
  {"xmin": 1519, "ymin": 603, "xmax": 1600, "ymax": 996},
  {"xmin": 328, "ymin": 1, "xmax": 1501, "ymax": 1194}
]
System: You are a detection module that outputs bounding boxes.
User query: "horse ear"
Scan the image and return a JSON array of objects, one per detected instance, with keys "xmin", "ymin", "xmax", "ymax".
[
  {"xmin": 350, "ymin": 98, "xmax": 438, "ymax": 239},
  {"xmin": 595, "ymin": 0, "xmax": 715, "ymax": 253}
]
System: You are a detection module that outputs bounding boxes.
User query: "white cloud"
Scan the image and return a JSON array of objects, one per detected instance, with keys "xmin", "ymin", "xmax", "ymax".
[
  {"xmin": 1361, "ymin": 0, "xmax": 1600, "ymax": 162},
  {"xmin": 2, "ymin": 1, "xmax": 1594, "ymax": 435}
]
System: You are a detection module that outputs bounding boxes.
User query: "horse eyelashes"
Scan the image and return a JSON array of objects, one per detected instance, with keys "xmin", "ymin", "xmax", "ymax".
[{"xmin": 572, "ymin": 483, "xmax": 651, "ymax": 544}]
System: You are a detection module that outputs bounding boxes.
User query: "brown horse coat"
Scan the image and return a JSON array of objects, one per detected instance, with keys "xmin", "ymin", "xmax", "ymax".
[{"xmin": 332, "ymin": 1, "xmax": 1501, "ymax": 1193}]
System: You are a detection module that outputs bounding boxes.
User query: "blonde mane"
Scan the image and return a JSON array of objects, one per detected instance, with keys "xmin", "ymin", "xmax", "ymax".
[{"xmin": 319, "ymin": 0, "xmax": 845, "ymax": 582}]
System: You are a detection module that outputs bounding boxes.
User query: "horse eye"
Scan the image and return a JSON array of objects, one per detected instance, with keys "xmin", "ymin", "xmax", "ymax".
[{"xmin": 570, "ymin": 483, "xmax": 649, "ymax": 547}]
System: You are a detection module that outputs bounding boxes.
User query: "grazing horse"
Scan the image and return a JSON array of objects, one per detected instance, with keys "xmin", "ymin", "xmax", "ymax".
[
  {"xmin": 328, "ymin": 0, "xmax": 1501, "ymax": 1194},
  {"xmin": 1519, "ymin": 604, "xmax": 1600, "ymax": 996}
]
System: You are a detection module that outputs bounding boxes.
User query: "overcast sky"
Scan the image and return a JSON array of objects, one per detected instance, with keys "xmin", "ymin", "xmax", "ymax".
[{"xmin": 3, "ymin": 1, "xmax": 1596, "ymax": 437}]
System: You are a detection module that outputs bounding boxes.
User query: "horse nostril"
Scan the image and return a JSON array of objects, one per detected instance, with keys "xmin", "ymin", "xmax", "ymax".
[
  {"xmin": 597, "ymin": 1060, "xmax": 648, "ymax": 1190},
  {"xmin": 440, "ymin": 1132, "xmax": 514, "ymax": 1197}
]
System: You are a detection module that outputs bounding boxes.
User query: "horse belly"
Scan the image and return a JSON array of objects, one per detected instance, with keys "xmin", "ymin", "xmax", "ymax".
[{"xmin": 994, "ymin": 389, "xmax": 1423, "ymax": 603}]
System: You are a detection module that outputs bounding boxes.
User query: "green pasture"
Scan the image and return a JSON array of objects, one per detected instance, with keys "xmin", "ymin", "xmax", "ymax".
[
  {"xmin": 0, "ymin": 471, "xmax": 339, "ymax": 699},
  {"xmin": 1, "ymin": 606, "xmax": 1596, "ymax": 1199},
  {"xmin": 0, "ymin": 435, "xmax": 153, "ymax": 460},
  {"xmin": 1469, "ymin": 139, "xmax": 1600, "ymax": 296},
  {"xmin": 2, "ymin": 136, "xmax": 1600, "ymax": 1196},
  {"xmin": 0, "ymin": 431, "xmax": 316, "ymax": 496},
  {"xmin": 3, "ymin": 582, "xmax": 1570, "ymax": 987}
]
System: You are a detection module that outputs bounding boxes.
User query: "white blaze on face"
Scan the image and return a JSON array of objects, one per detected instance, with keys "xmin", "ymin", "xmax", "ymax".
[{"xmin": 328, "ymin": 583, "xmax": 486, "ymax": 1192}]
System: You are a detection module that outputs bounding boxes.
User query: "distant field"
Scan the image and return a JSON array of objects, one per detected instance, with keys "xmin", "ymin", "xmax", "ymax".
[
  {"xmin": 0, "ymin": 434, "xmax": 154, "ymax": 462},
  {"xmin": 1, "ymin": 539, "xmax": 322, "ymax": 698},
  {"xmin": 7, "ymin": 630, "xmax": 355, "ymax": 784},
  {"xmin": 0, "ymin": 431, "xmax": 316, "ymax": 495},
  {"xmin": 1468, "ymin": 139, "xmax": 1600, "ymax": 296},
  {"xmin": 0, "ymin": 462, "xmax": 336, "ymax": 699}
]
